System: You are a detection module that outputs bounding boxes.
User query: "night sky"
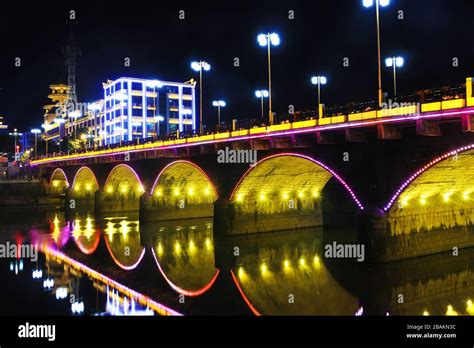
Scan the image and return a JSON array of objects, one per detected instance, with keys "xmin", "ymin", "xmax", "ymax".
[{"xmin": 1, "ymin": 0, "xmax": 473, "ymax": 131}]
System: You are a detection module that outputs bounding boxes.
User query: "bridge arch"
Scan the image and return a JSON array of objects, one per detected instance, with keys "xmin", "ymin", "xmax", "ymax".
[
  {"xmin": 71, "ymin": 166, "xmax": 99, "ymax": 196},
  {"xmin": 140, "ymin": 160, "xmax": 218, "ymax": 221},
  {"xmin": 384, "ymin": 144, "xmax": 474, "ymax": 235},
  {"xmin": 150, "ymin": 160, "xmax": 218, "ymax": 204},
  {"xmin": 50, "ymin": 168, "xmax": 69, "ymax": 193},
  {"xmin": 220, "ymin": 153, "xmax": 363, "ymax": 235},
  {"xmin": 103, "ymin": 164, "xmax": 144, "ymax": 198},
  {"xmin": 231, "ymin": 153, "xmax": 363, "ymax": 209}
]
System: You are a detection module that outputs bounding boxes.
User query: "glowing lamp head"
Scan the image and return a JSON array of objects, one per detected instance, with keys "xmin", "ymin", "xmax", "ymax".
[
  {"xmin": 257, "ymin": 34, "xmax": 268, "ymax": 46},
  {"xmin": 270, "ymin": 33, "xmax": 280, "ymax": 46},
  {"xmin": 146, "ymin": 80, "xmax": 163, "ymax": 88},
  {"xmin": 212, "ymin": 100, "xmax": 226, "ymax": 107},
  {"xmin": 362, "ymin": 0, "xmax": 374, "ymax": 7},
  {"xmin": 31, "ymin": 128, "xmax": 41, "ymax": 134},
  {"xmin": 311, "ymin": 76, "xmax": 327, "ymax": 85}
]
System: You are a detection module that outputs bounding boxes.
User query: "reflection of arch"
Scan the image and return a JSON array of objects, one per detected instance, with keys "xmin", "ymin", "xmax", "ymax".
[
  {"xmin": 231, "ymin": 153, "xmax": 364, "ymax": 210},
  {"xmin": 104, "ymin": 164, "xmax": 144, "ymax": 197},
  {"xmin": 71, "ymin": 167, "xmax": 99, "ymax": 195},
  {"xmin": 103, "ymin": 219, "xmax": 146, "ymax": 270},
  {"xmin": 72, "ymin": 217, "xmax": 100, "ymax": 255},
  {"xmin": 384, "ymin": 144, "xmax": 474, "ymax": 235},
  {"xmin": 151, "ymin": 248, "xmax": 220, "ymax": 297},
  {"xmin": 50, "ymin": 168, "xmax": 69, "ymax": 191},
  {"xmin": 230, "ymin": 270, "xmax": 261, "ymax": 316},
  {"xmin": 150, "ymin": 160, "xmax": 218, "ymax": 204}
]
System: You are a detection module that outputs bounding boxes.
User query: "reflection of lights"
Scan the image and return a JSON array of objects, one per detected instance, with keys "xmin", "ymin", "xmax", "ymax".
[
  {"xmin": 205, "ymin": 237, "xmax": 211, "ymax": 250},
  {"xmin": 157, "ymin": 242, "xmax": 163, "ymax": 256},
  {"xmin": 174, "ymin": 241, "xmax": 181, "ymax": 254},
  {"xmin": 355, "ymin": 306, "xmax": 364, "ymax": 316},
  {"xmin": 238, "ymin": 267, "xmax": 245, "ymax": 279},
  {"xmin": 43, "ymin": 278, "xmax": 54, "ymax": 289},
  {"xmin": 19, "ymin": 259, "xmax": 23, "ymax": 271},
  {"xmin": 423, "ymin": 310, "xmax": 429, "ymax": 316},
  {"xmin": 260, "ymin": 263, "xmax": 268, "ymax": 274},
  {"xmin": 71, "ymin": 301, "xmax": 85, "ymax": 314},
  {"xmin": 299, "ymin": 257, "xmax": 306, "ymax": 267},
  {"xmin": 467, "ymin": 300, "xmax": 474, "ymax": 315},
  {"xmin": 446, "ymin": 305, "xmax": 458, "ymax": 316},
  {"xmin": 56, "ymin": 287, "xmax": 68, "ymax": 300},
  {"xmin": 283, "ymin": 260, "xmax": 290, "ymax": 269},
  {"xmin": 9, "ymin": 262, "xmax": 14, "ymax": 272},
  {"xmin": 32, "ymin": 269, "xmax": 43, "ymax": 279},
  {"xmin": 188, "ymin": 240, "xmax": 196, "ymax": 253},
  {"xmin": 313, "ymin": 255, "xmax": 320, "ymax": 264}
]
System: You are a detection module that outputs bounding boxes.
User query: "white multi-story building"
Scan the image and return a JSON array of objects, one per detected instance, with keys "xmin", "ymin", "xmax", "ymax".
[{"xmin": 101, "ymin": 77, "xmax": 196, "ymax": 145}]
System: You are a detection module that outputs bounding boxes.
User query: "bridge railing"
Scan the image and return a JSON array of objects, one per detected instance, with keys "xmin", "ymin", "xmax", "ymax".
[{"xmin": 32, "ymin": 79, "xmax": 474, "ymax": 164}]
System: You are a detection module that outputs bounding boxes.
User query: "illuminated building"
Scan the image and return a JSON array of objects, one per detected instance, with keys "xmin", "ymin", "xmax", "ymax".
[
  {"xmin": 101, "ymin": 77, "xmax": 196, "ymax": 145},
  {"xmin": 0, "ymin": 116, "xmax": 8, "ymax": 134},
  {"xmin": 42, "ymin": 84, "xmax": 70, "ymax": 142}
]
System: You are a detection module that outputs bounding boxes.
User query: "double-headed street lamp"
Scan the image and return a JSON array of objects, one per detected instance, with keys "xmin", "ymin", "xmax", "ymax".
[
  {"xmin": 212, "ymin": 100, "xmax": 226, "ymax": 127},
  {"xmin": 385, "ymin": 56, "xmax": 404, "ymax": 96},
  {"xmin": 257, "ymin": 33, "xmax": 280, "ymax": 125},
  {"xmin": 8, "ymin": 128, "xmax": 22, "ymax": 160},
  {"xmin": 191, "ymin": 61, "xmax": 211, "ymax": 134},
  {"xmin": 31, "ymin": 129, "xmax": 41, "ymax": 158},
  {"xmin": 255, "ymin": 90, "xmax": 269, "ymax": 119},
  {"xmin": 363, "ymin": 0, "xmax": 390, "ymax": 107},
  {"xmin": 311, "ymin": 76, "xmax": 327, "ymax": 119}
]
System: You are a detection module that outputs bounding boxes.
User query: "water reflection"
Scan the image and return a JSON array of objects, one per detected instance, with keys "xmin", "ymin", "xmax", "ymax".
[
  {"xmin": 2, "ymin": 208, "xmax": 474, "ymax": 316},
  {"xmin": 228, "ymin": 229, "xmax": 359, "ymax": 315},
  {"xmin": 101, "ymin": 216, "xmax": 145, "ymax": 270},
  {"xmin": 144, "ymin": 219, "xmax": 219, "ymax": 296}
]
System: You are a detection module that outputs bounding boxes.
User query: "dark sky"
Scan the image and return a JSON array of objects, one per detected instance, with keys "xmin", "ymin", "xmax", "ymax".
[{"xmin": 1, "ymin": 0, "xmax": 473, "ymax": 130}]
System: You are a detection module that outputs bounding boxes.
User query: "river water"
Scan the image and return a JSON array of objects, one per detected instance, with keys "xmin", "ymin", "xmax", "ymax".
[{"xmin": 0, "ymin": 208, "xmax": 473, "ymax": 316}]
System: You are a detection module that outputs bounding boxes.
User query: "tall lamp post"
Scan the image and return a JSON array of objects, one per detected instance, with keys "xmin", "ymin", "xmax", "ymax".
[
  {"xmin": 212, "ymin": 100, "xmax": 226, "ymax": 128},
  {"xmin": 255, "ymin": 90, "xmax": 269, "ymax": 119},
  {"xmin": 30, "ymin": 129, "xmax": 41, "ymax": 158},
  {"xmin": 363, "ymin": 0, "xmax": 390, "ymax": 107},
  {"xmin": 8, "ymin": 128, "xmax": 22, "ymax": 161},
  {"xmin": 257, "ymin": 33, "xmax": 280, "ymax": 125},
  {"xmin": 69, "ymin": 110, "xmax": 82, "ymax": 152},
  {"xmin": 191, "ymin": 61, "xmax": 211, "ymax": 135},
  {"xmin": 385, "ymin": 56, "xmax": 404, "ymax": 96},
  {"xmin": 54, "ymin": 118, "xmax": 66, "ymax": 154},
  {"xmin": 310, "ymin": 76, "xmax": 327, "ymax": 119}
]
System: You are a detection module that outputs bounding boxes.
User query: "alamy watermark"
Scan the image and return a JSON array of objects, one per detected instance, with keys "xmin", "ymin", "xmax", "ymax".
[
  {"xmin": 380, "ymin": 99, "xmax": 420, "ymax": 116},
  {"xmin": 324, "ymin": 242, "xmax": 365, "ymax": 262},
  {"xmin": 217, "ymin": 147, "xmax": 257, "ymax": 166},
  {"xmin": 0, "ymin": 242, "xmax": 38, "ymax": 262}
]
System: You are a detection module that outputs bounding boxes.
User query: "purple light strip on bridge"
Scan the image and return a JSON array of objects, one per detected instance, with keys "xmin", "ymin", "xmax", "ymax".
[{"xmin": 31, "ymin": 107, "xmax": 474, "ymax": 166}]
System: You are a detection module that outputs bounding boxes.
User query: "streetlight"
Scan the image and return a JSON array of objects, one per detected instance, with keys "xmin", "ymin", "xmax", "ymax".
[
  {"xmin": 31, "ymin": 129, "xmax": 41, "ymax": 158},
  {"xmin": 8, "ymin": 128, "xmax": 22, "ymax": 161},
  {"xmin": 68, "ymin": 110, "xmax": 82, "ymax": 148},
  {"xmin": 191, "ymin": 61, "xmax": 211, "ymax": 134},
  {"xmin": 154, "ymin": 115, "xmax": 165, "ymax": 139},
  {"xmin": 257, "ymin": 33, "xmax": 280, "ymax": 125},
  {"xmin": 255, "ymin": 90, "xmax": 269, "ymax": 119},
  {"xmin": 212, "ymin": 100, "xmax": 226, "ymax": 128},
  {"xmin": 311, "ymin": 76, "xmax": 327, "ymax": 119},
  {"xmin": 362, "ymin": 0, "xmax": 391, "ymax": 107},
  {"xmin": 54, "ymin": 118, "xmax": 66, "ymax": 153},
  {"xmin": 88, "ymin": 102, "xmax": 102, "ymax": 149},
  {"xmin": 385, "ymin": 56, "xmax": 404, "ymax": 96}
]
